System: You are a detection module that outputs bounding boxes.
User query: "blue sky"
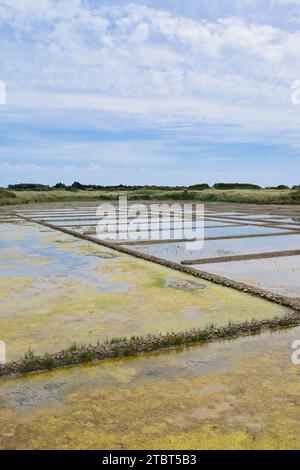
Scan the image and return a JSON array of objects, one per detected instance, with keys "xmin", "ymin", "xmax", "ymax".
[{"xmin": 1, "ymin": 0, "xmax": 300, "ymax": 186}]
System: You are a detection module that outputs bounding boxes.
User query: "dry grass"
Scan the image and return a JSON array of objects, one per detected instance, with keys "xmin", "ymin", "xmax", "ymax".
[{"xmin": 0, "ymin": 188, "xmax": 300, "ymax": 207}]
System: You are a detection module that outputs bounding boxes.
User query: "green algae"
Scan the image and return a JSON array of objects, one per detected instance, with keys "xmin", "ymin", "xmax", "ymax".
[
  {"xmin": 0, "ymin": 326, "xmax": 300, "ymax": 449},
  {"xmin": 0, "ymin": 222, "xmax": 293, "ymax": 360}
]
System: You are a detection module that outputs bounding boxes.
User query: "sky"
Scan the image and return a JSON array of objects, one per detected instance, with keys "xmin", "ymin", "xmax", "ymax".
[{"xmin": 1, "ymin": 0, "xmax": 300, "ymax": 186}]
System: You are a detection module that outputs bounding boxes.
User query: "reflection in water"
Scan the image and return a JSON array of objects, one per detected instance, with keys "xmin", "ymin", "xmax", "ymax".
[
  {"xmin": 198, "ymin": 255, "xmax": 300, "ymax": 298},
  {"xmin": 130, "ymin": 234, "xmax": 300, "ymax": 263}
]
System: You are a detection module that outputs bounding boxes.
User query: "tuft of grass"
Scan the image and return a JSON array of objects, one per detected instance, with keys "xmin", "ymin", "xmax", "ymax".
[
  {"xmin": 249, "ymin": 324, "xmax": 262, "ymax": 333},
  {"xmin": 39, "ymin": 355, "xmax": 56, "ymax": 370},
  {"xmin": 195, "ymin": 330, "xmax": 210, "ymax": 340},
  {"xmin": 109, "ymin": 336, "xmax": 128, "ymax": 345},
  {"xmin": 173, "ymin": 335, "xmax": 185, "ymax": 346},
  {"xmin": 23, "ymin": 347, "xmax": 35, "ymax": 361},
  {"xmin": 66, "ymin": 342, "xmax": 80, "ymax": 352},
  {"xmin": 21, "ymin": 348, "xmax": 39, "ymax": 373},
  {"xmin": 121, "ymin": 346, "xmax": 136, "ymax": 356},
  {"xmin": 60, "ymin": 351, "xmax": 76, "ymax": 364},
  {"xmin": 129, "ymin": 335, "xmax": 144, "ymax": 342},
  {"xmin": 78, "ymin": 350, "xmax": 93, "ymax": 362}
]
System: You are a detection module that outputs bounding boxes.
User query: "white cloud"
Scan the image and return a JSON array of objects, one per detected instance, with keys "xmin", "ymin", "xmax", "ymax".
[
  {"xmin": 1, "ymin": 1, "xmax": 300, "ymax": 185},
  {"xmin": 1, "ymin": 1, "xmax": 300, "ymax": 95},
  {"xmin": 1, "ymin": 1, "xmax": 300, "ymax": 131}
]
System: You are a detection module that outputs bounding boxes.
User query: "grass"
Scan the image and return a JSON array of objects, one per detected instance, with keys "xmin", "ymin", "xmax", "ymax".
[
  {"xmin": 0, "ymin": 188, "xmax": 16, "ymax": 200},
  {"xmin": 1, "ymin": 313, "xmax": 297, "ymax": 377},
  {"xmin": 1, "ymin": 188, "xmax": 300, "ymax": 207},
  {"xmin": 64, "ymin": 342, "xmax": 80, "ymax": 352},
  {"xmin": 23, "ymin": 347, "xmax": 35, "ymax": 360},
  {"xmin": 78, "ymin": 351, "xmax": 94, "ymax": 362},
  {"xmin": 39, "ymin": 355, "xmax": 56, "ymax": 370}
]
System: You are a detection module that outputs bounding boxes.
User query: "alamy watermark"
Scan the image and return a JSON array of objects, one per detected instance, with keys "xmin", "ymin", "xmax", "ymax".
[
  {"xmin": 0, "ymin": 80, "xmax": 6, "ymax": 105},
  {"xmin": 291, "ymin": 340, "xmax": 300, "ymax": 365},
  {"xmin": 95, "ymin": 197, "xmax": 204, "ymax": 250},
  {"xmin": 291, "ymin": 80, "xmax": 300, "ymax": 105},
  {"xmin": 0, "ymin": 341, "xmax": 6, "ymax": 365}
]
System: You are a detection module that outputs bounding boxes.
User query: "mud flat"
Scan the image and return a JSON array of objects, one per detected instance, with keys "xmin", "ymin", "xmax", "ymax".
[{"xmin": 0, "ymin": 326, "xmax": 300, "ymax": 450}]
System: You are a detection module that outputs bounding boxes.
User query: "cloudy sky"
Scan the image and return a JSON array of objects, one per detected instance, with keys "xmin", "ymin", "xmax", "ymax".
[{"xmin": 1, "ymin": 0, "xmax": 300, "ymax": 186}]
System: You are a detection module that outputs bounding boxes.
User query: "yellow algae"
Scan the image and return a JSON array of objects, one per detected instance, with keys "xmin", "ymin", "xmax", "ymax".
[
  {"xmin": 0, "ymin": 327, "xmax": 300, "ymax": 449},
  {"xmin": 0, "ymin": 222, "xmax": 293, "ymax": 360}
]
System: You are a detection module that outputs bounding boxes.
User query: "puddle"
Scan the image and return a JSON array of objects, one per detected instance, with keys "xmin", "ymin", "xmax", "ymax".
[
  {"xmin": 204, "ymin": 225, "xmax": 289, "ymax": 238},
  {"xmin": 81, "ymin": 224, "xmax": 289, "ymax": 242},
  {"xmin": 0, "ymin": 224, "xmax": 122, "ymax": 288},
  {"xmin": 198, "ymin": 255, "xmax": 300, "ymax": 298},
  {"xmin": 130, "ymin": 234, "xmax": 300, "ymax": 263}
]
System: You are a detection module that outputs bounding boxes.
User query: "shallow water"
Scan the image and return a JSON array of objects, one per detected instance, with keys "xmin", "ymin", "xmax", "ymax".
[
  {"xmin": 229, "ymin": 214, "xmax": 285, "ymax": 219},
  {"xmin": 56, "ymin": 219, "xmax": 235, "ymax": 237},
  {"xmin": 0, "ymin": 326, "xmax": 299, "ymax": 449},
  {"xmin": 207, "ymin": 217, "xmax": 294, "ymax": 227},
  {"xmin": 267, "ymin": 218, "xmax": 300, "ymax": 226},
  {"xmin": 130, "ymin": 234, "xmax": 300, "ymax": 263},
  {"xmin": 85, "ymin": 224, "xmax": 291, "ymax": 243},
  {"xmin": 198, "ymin": 255, "xmax": 300, "ymax": 298},
  {"xmin": 203, "ymin": 225, "xmax": 289, "ymax": 238},
  {"xmin": 0, "ymin": 222, "xmax": 291, "ymax": 360}
]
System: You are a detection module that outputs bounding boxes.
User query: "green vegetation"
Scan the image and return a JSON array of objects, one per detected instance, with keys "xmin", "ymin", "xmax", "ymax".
[
  {"xmin": 213, "ymin": 183, "xmax": 262, "ymax": 190},
  {"xmin": 8, "ymin": 182, "xmax": 212, "ymax": 192},
  {"xmin": 1, "ymin": 182, "xmax": 300, "ymax": 206},
  {"xmin": 8, "ymin": 183, "xmax": 50, "ymax": 191},
  {"xmin": 0, "ymin": 188, "xmax": 16, "ymax": 199},
  {"xmin": 188, "ymin": 183, "xmax": 211, "ymax": 190},
  {"xmin": 1, "ymin": 314, "xmax": 298, "ymax": 377},
  {"xmin": 266, "ymin": 185, "xmax": 290, "ymax": 190}
]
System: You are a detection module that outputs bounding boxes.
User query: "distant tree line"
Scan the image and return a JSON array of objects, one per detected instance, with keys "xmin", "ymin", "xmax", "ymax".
[
  {"xmin": 7, "ymin": 183, "xmax": 51, "ymax": 191},
  {"xmin": 213, "ymin": 183, "xmax": 262, "ymax": 190},
  {"xmin": 6, "ymin": 182, "xmax": 299, "ymax": 191}
]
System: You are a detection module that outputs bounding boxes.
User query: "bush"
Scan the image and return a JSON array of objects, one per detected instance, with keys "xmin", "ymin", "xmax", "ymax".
[
  {"xmin": 8, "ymin": 183, "xmax": 50, "ymax": 191},
  {"xmin": 0, "ymin": 188, "xmax": 16, "ymax": 199},
  {"xmin": 213, "ymin": 183, "xmax": 262, "ymax": 190},
  {"xmin": 266, "ymin": 185, "xmax": 290, "ymax": 190},
  {"xmin": 188, "ymin": 184, "xmax": 210, "ymax": 190},
  {"xmin": 53, "ymin": 182, "xmax": 67, "ymax": 190}
]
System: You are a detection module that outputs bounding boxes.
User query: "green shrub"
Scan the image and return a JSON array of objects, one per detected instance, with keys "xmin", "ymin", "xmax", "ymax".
[
  {"xmin": 39, "ymin": 355, "xmax": 55, "ymax": 370},
  {"xmin": 0, "ymin": 188, "xmax": 16, "ymax": 199},
  {"xmin": 213, "ymin": 183, "xmax": 262, "ymax": 190},
  {"xmin": 188, "ymin": 184, "xmax": 210, "ymax": 190},
  {"xmin": 8, "ymin": 183, "xmax": 50, "ymax": 191}
]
